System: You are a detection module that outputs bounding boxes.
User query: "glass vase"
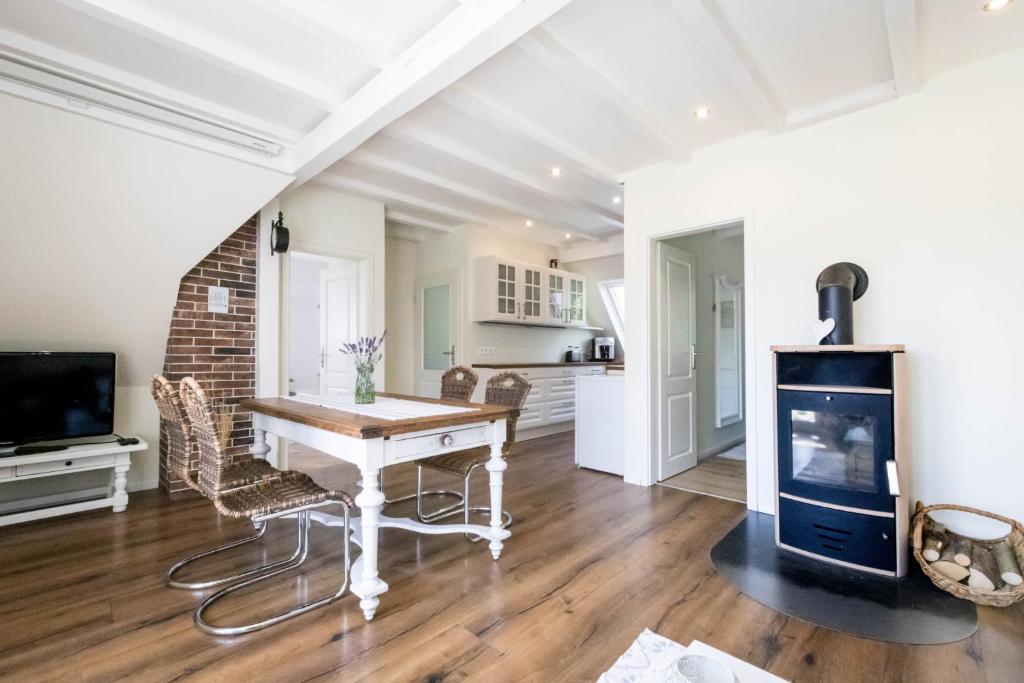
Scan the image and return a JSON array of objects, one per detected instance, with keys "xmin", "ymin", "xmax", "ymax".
[{"xmin": 355, "ymin": 363, "xmax": 375, "ymax": 404}]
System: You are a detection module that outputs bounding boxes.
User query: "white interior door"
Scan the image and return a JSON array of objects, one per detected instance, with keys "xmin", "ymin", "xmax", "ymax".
[
  {"xmin": 318, "ymin": 260, "xmax": 360, "ymax": 394},
  {"xmin": 416, "ymin": 271, "xmax": 459, "ymax": 398},
  {"xmin": 657, "ymin": 242, "xmax": 697, "ymax": 480}
]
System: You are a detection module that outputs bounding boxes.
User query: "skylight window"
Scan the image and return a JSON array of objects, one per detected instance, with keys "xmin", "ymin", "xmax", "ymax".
[{"xmin": 598, "ymin": 279, "xmax": 626, "ymax": 350}]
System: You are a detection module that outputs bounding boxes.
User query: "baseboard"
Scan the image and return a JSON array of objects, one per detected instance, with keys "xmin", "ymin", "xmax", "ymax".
[
  {"xmin": 697, "ymin": 437, "xmax": 745, "ymax": 461},
  {"xmin": 127, "ymin": 478, "xmax": 159, "ymax": 493},
  {"xmin": 517, "ymin": 422, "xmax": 574, "ymax": 441}
]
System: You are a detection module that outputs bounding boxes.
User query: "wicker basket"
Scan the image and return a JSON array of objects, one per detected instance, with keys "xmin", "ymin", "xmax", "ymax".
[{"xmin": 912, "ymin": 501, "xmax": 1024, "ymax": 607}]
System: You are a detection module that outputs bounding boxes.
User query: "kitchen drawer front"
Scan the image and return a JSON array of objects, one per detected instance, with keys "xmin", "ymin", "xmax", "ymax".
[
  {"xmin": 0, "ymin": 466, "xmax": 13, "ymax": 480},
  {"xmin": 517, "ymin": 405, "xmax": 544, "ymax": 429},
  {"xmin": 548, "ymin": 377, "xmax": 576, "ymax": 399},
  {"xmin": 546, "ymin": 399, "xmax": 576, "ymax": 423},
  {"xmin": 384, "ymin": 425, "xmax": 489, "ymax": 465},
  {"xmin": 16, "ymin": 454, "xmax": 116, "ymax": 477},
  {"xmin": 523, "ymin": 379, "xmax": 548, "ymax": 406}
]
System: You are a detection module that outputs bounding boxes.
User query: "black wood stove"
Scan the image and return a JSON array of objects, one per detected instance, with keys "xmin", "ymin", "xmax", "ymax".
[{"xmin": 773, "ymin": 346, "xmax": 910, "ymax": 577}]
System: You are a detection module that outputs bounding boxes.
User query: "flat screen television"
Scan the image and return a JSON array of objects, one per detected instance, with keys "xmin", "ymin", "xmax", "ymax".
[{"xmin": 0, "ymin": 352, "xmax": 116, "ymax": 447}]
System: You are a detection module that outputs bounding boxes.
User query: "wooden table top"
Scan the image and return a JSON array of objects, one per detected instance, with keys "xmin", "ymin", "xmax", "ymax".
[{"xmin": 241, "ymin": 393, "xmax": 512, "ymax": 440}]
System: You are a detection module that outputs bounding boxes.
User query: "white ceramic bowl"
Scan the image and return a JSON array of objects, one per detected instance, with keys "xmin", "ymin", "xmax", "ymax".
[{"xmin": 671, "ymin": 653, "xmax": 737, "ymax": 683}]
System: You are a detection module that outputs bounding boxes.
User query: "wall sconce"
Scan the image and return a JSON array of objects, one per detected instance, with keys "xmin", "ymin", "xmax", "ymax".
[{"xmin": 270, "ymin": 211, "xmax": 290, "ymax": 255}]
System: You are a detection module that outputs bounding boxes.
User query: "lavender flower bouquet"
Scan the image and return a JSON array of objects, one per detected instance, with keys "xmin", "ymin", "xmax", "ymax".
[{"xmin": 341, "ymin": 330, "xmax": 386, "ymax": 404}]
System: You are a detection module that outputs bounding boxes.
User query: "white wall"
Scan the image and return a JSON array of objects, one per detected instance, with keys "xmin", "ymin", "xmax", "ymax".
[
  {"xmin": 0, "ymin": 94, "xmax": 291, "ymax": 491},
  {"xmin": 624, "ymin": 48, "xmax": 1024, "ymax": 522},
  {"xmin": 415, "ymin": 226, "xmax": 603, "ymax": 369},
  {"xmin": 662, "ymin": 230, "xmax": 745, "ymax": 457},
  {"xmin": 385, "ymin": 236, "xmax": 420, "ymax": 394}
]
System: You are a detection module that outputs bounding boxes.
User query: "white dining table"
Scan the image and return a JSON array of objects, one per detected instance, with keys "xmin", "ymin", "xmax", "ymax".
[{"xmin": 241, "ymin": 392, "xmax": 512, "ymax": 621}]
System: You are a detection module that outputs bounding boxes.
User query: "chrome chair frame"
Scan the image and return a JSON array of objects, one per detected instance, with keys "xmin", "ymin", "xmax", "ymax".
[
  {"xmin": 415, "ymin": 462, "xmax": 512, "ymax": 542},
  {"xmin": 194, "ymin": 499, "xmax": 351, "ymax": 636}
]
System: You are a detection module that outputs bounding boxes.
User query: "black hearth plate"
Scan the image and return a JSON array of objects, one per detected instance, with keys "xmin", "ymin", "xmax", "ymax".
[{"xmin": 710, "ymin": 512, "xmax": 977, "ymax": 645}]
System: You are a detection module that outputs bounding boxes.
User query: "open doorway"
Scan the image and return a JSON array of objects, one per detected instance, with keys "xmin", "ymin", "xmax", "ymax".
[
  {"xmin": 286, "ymin": 251, "xmax": 363, "ymax": 397},
  {"xmin": 653, "ymin": 223, "xmax": 747, "ymax": 503}
]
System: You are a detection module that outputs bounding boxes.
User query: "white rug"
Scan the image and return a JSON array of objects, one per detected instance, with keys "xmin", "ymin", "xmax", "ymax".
[{"xmin": 600, "ymin": 629, "xmax": 787, "ymax": 683}]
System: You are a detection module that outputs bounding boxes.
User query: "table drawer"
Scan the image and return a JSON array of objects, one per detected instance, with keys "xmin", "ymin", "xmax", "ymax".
[
  {"xmin": 16, "ymin": 454, "xmax": 116, "ymax": 477},
  {"xmin": 385, "ymin": 425, "xmax": 490, "ymax": 465},
  {"xmin": 0, "ymin": 466, "xmax": 13, "ymax": 480}
]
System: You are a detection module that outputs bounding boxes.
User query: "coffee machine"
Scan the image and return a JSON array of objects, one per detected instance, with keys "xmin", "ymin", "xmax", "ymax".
[{"xmin": 592, "ymin": 337, "xmax": 615, "ymax": 361}]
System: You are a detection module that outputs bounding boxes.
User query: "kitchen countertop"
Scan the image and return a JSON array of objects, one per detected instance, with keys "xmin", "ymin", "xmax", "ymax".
[{"xmin": 472, "ymin": 361, "xmax": 613, "ymax": 369}]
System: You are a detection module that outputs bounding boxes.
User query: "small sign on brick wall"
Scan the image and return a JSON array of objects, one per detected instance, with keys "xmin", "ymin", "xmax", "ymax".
[{"xmin": 207, "ymin": 286, "xmax": 229, "ymax": 313}]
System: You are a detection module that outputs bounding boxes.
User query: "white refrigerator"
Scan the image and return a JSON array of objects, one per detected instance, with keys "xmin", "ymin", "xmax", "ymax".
[{"xmin": 574, "ymin": 374, "xmax": 625, "ymax": 476}]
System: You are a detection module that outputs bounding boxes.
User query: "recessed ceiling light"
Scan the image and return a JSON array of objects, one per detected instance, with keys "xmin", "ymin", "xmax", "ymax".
[
  {"xmin": 694, "ymin": 107, "xmax": 711, "ymax": 120},
  {"xmin": 612, "ymin": 196, "xmax": 622, "ymax": 205},
  {"xmin": 525, "ymin": 219, "xmax": 533, "ymax": 227},
  {"xmin": 564, "ymin": 233, "xmax": 572, "ymax": 239},
  {"xmin": 550, "ymin": 167, "xmax": 562, "ymax": 177},
  {"xmin": 982, "ymin": 0, "xmax": 1012, "ymax": 11}
]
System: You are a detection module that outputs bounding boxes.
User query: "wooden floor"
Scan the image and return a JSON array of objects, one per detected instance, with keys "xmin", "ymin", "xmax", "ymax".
[
  {"xmin": 1, "ymin": 432, "xmax": 1022, "ymax": 682},
  {"xmin": 659, "ymin": 452, "xmax": 747, "ymax": 503}
]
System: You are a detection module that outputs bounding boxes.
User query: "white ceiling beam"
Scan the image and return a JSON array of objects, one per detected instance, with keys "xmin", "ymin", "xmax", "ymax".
[
  {"xmin": 385, "ymin": 124, "xmax": 623, "ymax": 229},
  {"xmin": 665, "ymin": 0, "xmax": 786, "ymax": 132},
  {"xmin": 881, "ymin": 0, "xmax": 920, "ymax": 96},
  {"xmin": 440, "ymin": 85, "xmax": 621, "ymax": 185},
  {"xmin": 244, "ymin": 0, "xmax": 396, "ymax": 71},
  {"xmin": 386, "ymin": 210, "xmax": 457, "ymax": 234},
  {"xmin": 0, "ymin": 28, "xmax": 302, "ymax": 146},
  {"xmin": 516, "ymin": 28, "xmax": 690, "ymax": 160},
  {"xmin": 349, "ymin": 149, "xmax": 609, "ymax": 235},
  {"xmin": 54, "ymin": 0, "xmax": 341, "ymax": 111},
  {"xmin": 290, "ymin": 0, "xmax": 574, "ymax": 185},
  {"xmin": 314, "ymin": 172, "xmax": 491, "ymax": 225},
  {"xmin": 785, "ymin": 81, "xmax": 896, "ymax": 130}
]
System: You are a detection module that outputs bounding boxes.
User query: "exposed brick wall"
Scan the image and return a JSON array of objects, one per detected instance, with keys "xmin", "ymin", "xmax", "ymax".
[{"xmin": 159, "ymin": 215, "xmax": 259, "ymax": 498}]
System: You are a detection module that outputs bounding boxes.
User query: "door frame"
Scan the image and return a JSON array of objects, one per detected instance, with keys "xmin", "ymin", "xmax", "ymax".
[
  {"xmin": 413, "ymin": 269, "xmax": 463, "ymax": 396},
  {"xmin": 279, "ymin": 240, "xmax": 374, "ymax": 466},
  {"xmin": 646, "ymin": 213, "xmax": 760, "ymax": 510}
]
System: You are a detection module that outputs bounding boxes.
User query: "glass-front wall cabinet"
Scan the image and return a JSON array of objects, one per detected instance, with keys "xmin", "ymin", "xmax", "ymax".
[
  {"xmin": 496, "ymin": 261, "xmax": 517, "ymax": 320},
  {"xmin": 548, "ymin": 273, "xmax": 565, "ymax": 322},
  {"xmin": 523, "ymin": 267, "xmax": 542, "ymax": 321},
  {"xmin": 474, "ymin": 256, "xmax": 588, "ymax": 327}
]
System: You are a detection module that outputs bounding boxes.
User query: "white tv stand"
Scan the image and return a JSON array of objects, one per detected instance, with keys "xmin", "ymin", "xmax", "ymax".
[{"xmin": 0, "ymin": 436, "xmax": 147, "ymax": 527}]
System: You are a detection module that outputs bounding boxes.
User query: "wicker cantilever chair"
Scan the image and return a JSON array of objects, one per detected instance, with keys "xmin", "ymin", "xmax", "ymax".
[
  {"xmin": 152, "ymin": 375, "xmax": 284, "ymax": 590},
  {"xmin": 179, "ymin": 377, "xmax": 355, "ymax": 636},
  {"xmin": 382, "ymin": 365, "xmax": 480, "ymax": 508},
  {"xmin": 416, "ymin": 371, "xmax": 530, "ymax": 541}
]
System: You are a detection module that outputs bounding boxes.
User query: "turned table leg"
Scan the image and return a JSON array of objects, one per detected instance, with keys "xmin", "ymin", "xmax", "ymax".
[
  {"xmin": 355, "ymin": 466, "xmax": 386, "ymax": 620},
  {"xmin": 486, "ymin": 420, "xmax": 508, "ymax": 560}
]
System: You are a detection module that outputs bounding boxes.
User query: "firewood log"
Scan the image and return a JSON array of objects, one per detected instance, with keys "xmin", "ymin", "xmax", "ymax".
[
  {"xmin": 951, "ymin": 538, "xmax": 973, "ymax": 567},
  {"xmin": 931, "ymin": 545, "xmax": 970, "ymax": 582},
  {"xmin": 992, "ymin": 542, "xmax": 1023, "ymax": 586},
  {"xmin": 922, "ymin": 524, "xmax": 949, "ymax": 562},
  {"xmin": 967, "ymin": 546, "xmax": 1002, "ymax": 591}
]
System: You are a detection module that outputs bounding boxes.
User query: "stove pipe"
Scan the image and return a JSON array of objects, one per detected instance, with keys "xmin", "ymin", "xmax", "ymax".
[{"xmin": 816, "ymin": 262, "xmax": 869, "ymax": 345}]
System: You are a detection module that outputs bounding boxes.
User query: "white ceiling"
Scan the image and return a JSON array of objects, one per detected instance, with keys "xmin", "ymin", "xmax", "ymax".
[{"xmin": 1, "ymin": 0, "xmax": 1022, "ymax": 246}]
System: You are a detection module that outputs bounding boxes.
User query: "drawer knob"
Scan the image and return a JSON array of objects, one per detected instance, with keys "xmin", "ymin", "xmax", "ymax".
[
  {"xmin": 440, "ymin": 434, "xmax": 454, "ymax": 447},
  {"xmin": 65, "ymin": 461, "xmax": 73, "ymax": 467}
]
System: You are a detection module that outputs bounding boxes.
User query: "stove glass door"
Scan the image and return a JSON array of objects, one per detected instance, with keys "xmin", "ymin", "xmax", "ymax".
[{"xmin": 777, "ymin": 390, "xmax": 894, "ymax": 512}]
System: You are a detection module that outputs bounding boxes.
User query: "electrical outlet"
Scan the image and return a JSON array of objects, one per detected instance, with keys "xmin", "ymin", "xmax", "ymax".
[{"xmin": 478, "ymin": 346, "xmax": 495, "ymax": 355}]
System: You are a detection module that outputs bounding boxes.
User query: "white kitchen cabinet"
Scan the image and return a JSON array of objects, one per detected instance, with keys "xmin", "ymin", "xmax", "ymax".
[
  {"xmin": 472, "ymin": 364, "xmax": 606, "ymax": 437},
  {"xmin": 474, "ymin": 256, "xmax": 588, "ymax": 328}
]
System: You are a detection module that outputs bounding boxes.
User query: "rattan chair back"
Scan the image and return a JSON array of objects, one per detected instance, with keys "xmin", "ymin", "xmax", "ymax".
[
  {"xmin": 441, "ymin": 365, "xmax": 479, "ymax": 402},
  {"xmin": 151, "ymin": 375, "xmax": 200, "ymax": 493},
  {"xmin": 179, "ymin": 377, "xmax": 227, "ymax": 499},
  {"xmin": 483, "ymin": 371, "xmax": 532, "ymax": 454}
]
